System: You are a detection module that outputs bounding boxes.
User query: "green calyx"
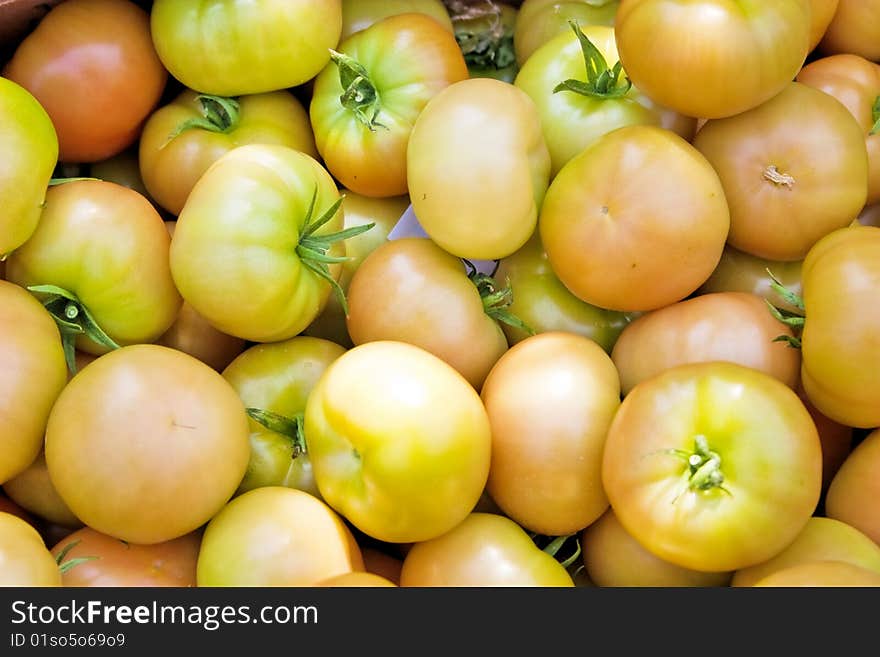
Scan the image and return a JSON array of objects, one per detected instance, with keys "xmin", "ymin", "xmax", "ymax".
[
  {"xmin": 246, "ymin": 408, "xmax": 307, "ymax": 458},
  {"xmin": 666, "ymin": 434, "xmax": 731, "ymax": 497},
  {"xmin": 450, "ymin": 1, "xmax": 516, "ymax": 72},
  {"xmin": 163, "ymin": 94, "xmax": 241, "ymax": 147},
  {"xmin": 27, "ymin": 284, "xmax": 121, "ymax": 375},
  {"xmin": 330, "ymin": 49, "xmax": 386, "ymax": 132},
  {"xmin": 871, "ymin": 96, "xmax": 880, "ymax": 136},
  {"xmin": 764, "ymin": 268, "xmax": 805, "ymax": 349},
  {"xmin": 553, "ymin": 20, "xmax": 632, "ymax": 99},
  {"xmin": 54, "ymin": 539, "xmax": 99, "ymax": 575},
  {"xmin": 295, "ymin": 187, "xmax": 374, "ymax": 317},
  {"xmin": 464, "ymin": 259, "xmax": 535, "ymax": 336}
]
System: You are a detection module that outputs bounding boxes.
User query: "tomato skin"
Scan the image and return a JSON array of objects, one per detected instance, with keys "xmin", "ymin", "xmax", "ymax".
[
  {"xmin": 799, "ymin": 226, "xmax": 880, "ymax": 428},
  {"xmin": 3, "ymin": 0, "xmax": 167, "ymax": 163},
  {"xmin": 0, "ymin": 511, "xmax": 61, "ymax": 587},
  {"xmin": 480, "ymin": 332, "xmax": 620, "ymax": 536},
  {"xmin": 316, "ymin": 571, "xmax": 397, "ymax": 587},
  {"xmin": 539, "ymin": 124, "xmax": 729, "ymax": 312},
  {"xmin": 0, "ymin": 77, "xmax": 58, "ymax": 257},
  {"xmin": 399, "ymin": 512, "xmax": 575, "ymax": 586},
  {"xmin": 2, "ymin": 452, "xmax": 81, "ymax": 529},
  {"xmin": 693, "ymin": 82, "xmax": 868, "ymax": 262},
  {"xmin": 825, "ymin": 428, "xmax": 880, "ymax": 545},
  {"xmin": 304, "ymin": 341, "xmax": 492, "ymax": 544},
  {"xmin": 602, "ymin": 361, "xmax": 823, "ymax": 573},
  {"xmin": 809, "ymin": 0, "xmax": 841, "ymax": 50},
  {"xmin": 196, "ymin": 487, "xmax": 364, "ymax": 587},
  {"xmin": 140, "ymin": 89, "xmax": 318, "ymax": 217},
  {"xmin": 360, "ymin": 547, "xmax": 404, "ymax": 586},
  {"xmin": 819, "ymin": 0, "xmax": 880, "ymax": 61},
  {"xmin": 611, "ymin": 291, "xmax": 801, "ymax": 395},
  {"xmin": 753, "ymin": 560, "xmax": 880, "ymax": 587},
  {"xmin": 150, "ymin": 0, "xmax": 342, "ymax": 96},
  {"xmin": 340, "ymin": 0, "xmax": 453, "ymax": 41},
  {"xmin": 514, "ymin": 0, "xmax": 620, "ymax": 67},
  {"xmin": 615, "ymin": 0, "xmax": 810, "ymax": 120},
  {"xmin": 407, "ymin": 77, "xmax": 551, "ymax": 260}
]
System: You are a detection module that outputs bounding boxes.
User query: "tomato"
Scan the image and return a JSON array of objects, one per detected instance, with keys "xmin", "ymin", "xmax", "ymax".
[
  {"xmin": 89, "ymin": 147, "xmax": 152, "ymax": 201},
  {"xmin": 360, "ymin": 547, "xmax": 404, "ymax": 586},
  {"xmin": 170, "ymin": 144, "xmax": 360, "ymax": 343},
  {"xmin": 819, "ymin": 0, "xmax": 880, "ymax": 61},
  {"xmin": 315, "ymin": 572, "xmax": 397, "ymax": 587},
  {"xmin": 340, "ymin": 0, "xmax": 453, "ymax": 41},
  {"xmin": 602, "ymin": 361, "xmax": 823, "ymax": 573},
  {"xmin": 731, "ymin": 516, "xmax": 880, "ymax": 587},
  {"xmin": 407, "ymin": 77, "xmax": 551, "ymax": 260},
  {"xmin": 515, "ymin": 23, "xmax": 695, "ymax": 177},
  {"xmin": 304, "ymin": 341, "xmax": 492, "ymax": 544},
  {"xmin": 44, "ymin": 344, "xmax": 250, "ymax": 544},
  {"xmin": 480, "ymin": 332, "xmax": 620, "ymax": 535},
  {"xmin": 3, "ymin": 0, "xmax": 167, "ymax": 163},
  {"xmin": 346, "ymin": 237, "xmax": 513, "ymax": 390},
  {"xmin": 611, "ymin": 291, "xmax": 801, "ymax": 395},
  {"xmin": 0, "ymin": 280, "xmax": 67, "ymax": 484},
  {"xmin": 5, "ymin": 180, "xmax": 181, "ymax": 370},
  {"xmin": 825, "ymin": 428, "xmax": 880, "ymax": 545},
  {"xmin": 753, "ymin": 560, "xmax": 880, "ymax": 587},
  {"xmin": 539, "ymin": 124, "xmax": 729, "ymax": 312},
  {"xmin": 797, "ymin": 54, "xmax": 880, "ymax": 206},
  {"xmin": 859, "ymin": 202, "xmax": 880, "ymax": 226},
  {"xmin": 0, "ymin": 76, "xmax": 57, "ymax": 258},
  {"xmin": 449, "ymin": 1, "xmax": 519, "ymax": 83},
  {"xmin": 149, "ymin": 0, "xmax": 342, "ymax": 96},
  {"xmin": 797, "ymin": 385, "xmax": 853, "ymax": 493},
  {"xmin": 399, "ymin": 512, "xmax": 574, "ymax": 586},
  {"xmin": 50, "ymin": 527, "xmax": 201, "ymax": 587},
  {"xmin": 615, "ymin": 1, "xmax": 810, "ymax": 120},
  {"xmin": 809, "ymin": 0, "xmax": 841, "ymax": 50},
  {"xmin": 304, "ymin": 192, "xmax": 408, "ymax": 348},
  {"xmin": 140, "ymin": 89, "xmax": 318, "ymax": 217},
  {"xmin": 799, "ymin": 225, "xmax": 880, "ymax": 428},
  {"xmin": 2, "ymin": 452, "xmax": 81, "ymax": 529},
  {"xmin": 0, "ymin": 495, "xmax": 34, "ymax": 527},
  {"xmin": 196, "ymin": 486, "xmax": 364, "ymax": 586},
  {"xmin": 514, "ymin": 0, "xmax": 619, "ymax": 67},
  {"xmin": 581, "ymin": 509, "xmax": 732, "ymax": 587},
  {"xmin": 0, "ymin": 511, "xmax": 61, "ymax": 586},
  {"xmin": 693, "ymin": 82, "xmax": 868, "ymax": 262},
  {"xmin": 221, "ymin": 336, "xmax": 346, "ymax": 497}
]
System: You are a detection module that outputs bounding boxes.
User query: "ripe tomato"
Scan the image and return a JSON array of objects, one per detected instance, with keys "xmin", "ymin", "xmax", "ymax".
[
  {"xmin": 514, "ymin": 0, "xmax": 619, "ymax": 67},
  {"xmin": 0, "ymin": 280, "xmax": 67, "ymax": 484},
  {"xmin": 602, "ymin": 361, "xmax": 823, "ymax": 572},
  {"xmin": 44, "ymin": 344, "xmax": 250, "ymax": 544},
  {"xmin": 693, "ymin": 82, "xmax": 868, "ymax": 262},
  {"xmin": 407, "ymin": 77, "xmax": 551, "ymax": 260},
  {"xmin": 2, "ymin": 452, "xmax": 81, "ymax": 529},
  {"xmin": 752, "ymin": 561, "xmax": 880, "ymax": 587},
  {"xmin": 304, "ymin": 341, "xmax": 492, "ymax": 544},
  {"xmin": 825, "ymin": 428, "xmax": 880, "ymax": 545},
  {"xmin": 339, "ymin": 0, "xmax": 453, "ymax": 42},
  {"xmin": 0, "ymin": 511, "xmax": 61, "ymax": 586},
  {"xmin": 399, "ymin": 512, "xmax": 574, "ymax": 586},
  {"xmin": 539, "ymin": 124, "xmax": 729, "ymax": 312},
  {"xmin": 360, "ymin": 546, "xmax": 404, "ymax": 586},
  {"xmin": 196, "ymin": 486, "xmax": 364, "ymax": 586},
  {"xmin": 0, "ymin": 77, "xmax": 57, "ymax": 258},
  {"xmin": 819, "ymin": 0, "xmax": 880, "ymax": 61},
  {"xmin": 480, "ymin": 332, "xmax": 620, "ymax": 536},
  {"xmin": 51, "ymin": 527, "xmax": 201, "ymax": 587},
  {"xmin": 139, "ymin": 89, "xmax": 318, "ymax": 217},
  {"xmin": 311, "ymin": 13, "xmax": 468, "ymax": 198},
  {"xmin": 615, "ymin": 0, "xmax": 810, "ymax": 119},
  {"xmin": 150, "ymin": 0, "xmax": 342, "ymax": 96},
  {"xmin": 3, "ymin": 0, "xmax": 167, "ymax": 163},
  {"xmin": 221, "ymin": 336, "xmax": 346, "ymax": 497}
]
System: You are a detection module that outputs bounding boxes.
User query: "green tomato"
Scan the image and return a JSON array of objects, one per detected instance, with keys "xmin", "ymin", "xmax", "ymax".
[{"xmin": 514, "ymin": 0, "xmax": 619, "ymax": 67}]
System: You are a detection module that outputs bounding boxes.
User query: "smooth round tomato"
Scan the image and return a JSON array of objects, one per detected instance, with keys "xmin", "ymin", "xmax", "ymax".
[
  {"xmin": 44, "ymin": 344, "xmax": 250, "ymax": 544},
  {"xmin": 825, "ymin": 428, "xmax": 880, "ymax": 545},
  {"xmin": 3, "ymin": 0, "xmax": 167, "ymax": 163},
  {"xmin": 615, "ymin": 0, "xmax": 810, "ymax": 119},
  {"xmin": 2, "ymin": 452, "xmax": 81, "ymax": 528},
  {"xmin": 0, "ymin": 511, "xmax": 61, "ymax": 587},
  {"xmin": 340, "ymin": 0, "xmax": 453, "ymax": 42},
  {"xmin": 799, "ymin": 225, "xmax": 880, "ymax": 428},
  {"xmin": 753, "ymin": 560, "xmax": 880, "ymax": 587},
  {"xmin": 809, "ymin": 0, "xmax": 841, "ymax": 50},
  {"xmin": 150, "ymin": 0, "xmax": 342, "ymax": 96},
  {"xmin": 515, "ymin": 23, "xmax": 695, "ymax": 178},
  {"xmin": 311, "ymin": 13, "xmax": 468, "ymax": 198},
  {"xmin": 581, "ymin": 508, "xmax": 732, "ymax": 587},
  {"xmin": 170, "ymin": 144, "xmax": 351, "ymax": 343},
  {"xmin": 731, "ymin": 516, "xmax": 880, "ymax": 587},
  {"xmin": 345, "ymin": 237, "xmax": 510, "ymax": 390},
  {"xmin": 196, "ymin": 486, "xmax": 364, "ymax": 587},
  {"xmin": 797, "ymin": 384, "xmax": 853, "ymax": 494},
  {"xmin": 611, "ymin": 291, "xmax": 802, "ymax": 395},
  {"xmin": 50, "ymin": 527, "xmax": 201, "ymax": 587},
  {"xmin": 514, "ymin": 0, "xmax": 619, "ymax": 67},
  {"xmin": 316, "ymin": 571, "xmax": 397, "ymax": 587},
  {"xmin": 602, "ymin": 361, "xmax": 823, "ymax": 573},
  {"xmin": 539, "ymin": 124, "xmax": 729, "ymax": 312},
  {"xmin": 0, "ymin": 280, "xmax": 67, "ymax": 484},
  {"xmin": 221, "ymin": 336, "xmax": 346, "ymax": 497},
  {"xmin": 480, "ymin": 332, "xmax": 620, "ymax": 536},
  {"xmin": 819, "ymin": 0, "xmax": 880, "ymax": 61},
  {"xmin": 304, "ymin": 341, "xmax": 492, "ymax": 544},
  {"xmin": 140, "ymin": 89, "xmax": 318, "ymax": 217},
  {"xmin": 399, "ymin": 512, "xmax": 574, "ymax": 586},
  {"xmin": 407, "ymin": 77, "xmax": 551, "ymax": 260},
  {"xmin": 693, "ymin": 82, "xmax": 868, "ymax": 262},
  {"xmin": 449, "ymin": 1, "xmax": 519, "ymax": 83},
  {"xmin": 0, "ymin": 76, "xmax": 57, "ymax": 258}
]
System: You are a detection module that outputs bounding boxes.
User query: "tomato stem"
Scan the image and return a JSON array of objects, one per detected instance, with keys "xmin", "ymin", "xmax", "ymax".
[
  {"xmin": 54, "ymin": 539, "xmax": 99, "ymax": 575},
  {"xmin": 763, "ymin": 165, "xmax": 795, "ymax": 188},
  {"xmin": 871, "ymin": 96, "xmax": 880, "ymax": 136},
  {"xmin": 162, "ymin": 94, "xmax": 241, "ymax": 147},
  {"xmin": 764, "ymin": 268, "xmax": 805, "ymax": 349},
  {"xmin": 329, "ymin": 50, "xmax": 386, "ymax": 132},
  {"xmin": 448, "ymin": 0, "xmax": 516, "ymax": 73},
  {"xmin": 553, "ymin": 20, "xmax": 632, "ymax": 99},
  {"xmin": 246, "ymin": 408, "xmax": 308, "ymax": 457},
  {"xmin": 464, "ymin": 260, "xmax": 535, "ymax": 336},
  {"xmin": 664, "ymin": 435, "xmax": 732, "ymax": 498}
]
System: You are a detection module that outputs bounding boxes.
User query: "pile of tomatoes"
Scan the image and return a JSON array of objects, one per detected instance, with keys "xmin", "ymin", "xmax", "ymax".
[{"xmin": 2, "ymin": 0, "xmax": 880, "ymax": 589}]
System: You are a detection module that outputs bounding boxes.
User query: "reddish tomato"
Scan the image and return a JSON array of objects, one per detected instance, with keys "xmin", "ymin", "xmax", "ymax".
[
  {"xmin": 360, "ymin": 547, "xmax": 404, "ymax": 586},
  {"xmin": 820, "ymin": 0, "xmax": 880, "ymax": 61},
  {"xmin": 753, "ymin": 561, "xmax": 880, "ymax": 587},
  {"xmin": 0, "ymin": 511, "xmax": 61, "ymax": 586},
  {"xmin": 825, "ymin": 428, "xmax": 880, "ymax": 545},
  {"xmin": 0, "ymin": 495, "xmax": 35, "ymax": 527}
]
